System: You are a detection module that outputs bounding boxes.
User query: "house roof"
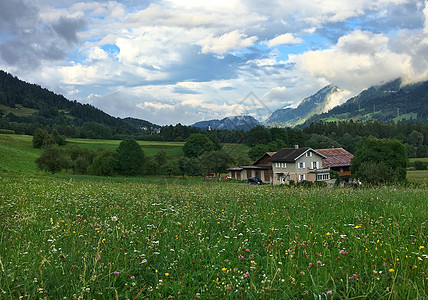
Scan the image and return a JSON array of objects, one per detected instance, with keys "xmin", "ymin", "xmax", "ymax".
[
  {"xmin": 268, "ymin": 147, "xmax": 327, "ymax": 162},
  {"xmin": 252, "ymin": 152, "xmax": 277, "ymax": 166},
  {"xmin": 316, "ymin": 148, "xmax": 353, "ymax": 167}
]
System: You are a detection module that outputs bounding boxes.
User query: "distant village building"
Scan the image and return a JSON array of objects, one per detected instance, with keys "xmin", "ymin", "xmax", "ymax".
[
  {"xmin": 228, "ymin": 146, "xmax": 354, "ymax": 185},
  {"xmin": 316, "ymin": 148, "xmax": 354, "ymax": 182},
  {"xmin": 227, "ymin": 152, "xmax": 275, "ymax": 184},
  {"xmin": 268, "ymin": 146, "xmax": 330, "ymax": 185}
]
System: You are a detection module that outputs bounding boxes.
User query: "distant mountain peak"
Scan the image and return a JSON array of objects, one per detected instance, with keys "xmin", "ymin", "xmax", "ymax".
[
  {"xmin": 300, "ymin": 79, "xmax": 428, "ymax": 126},
  {"xmin": 264, "ymin": 85, "xmax": 347, "ymax": 127},
  {"xmin": 192, "ymin": 115, "xmax": 259, "ymax": 131}
]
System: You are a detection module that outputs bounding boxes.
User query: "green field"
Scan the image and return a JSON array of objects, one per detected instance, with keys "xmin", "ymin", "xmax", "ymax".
[
  {"xmin": 409, "ymin": 158, "xmax": 428, "ymax": 163},
  {"xmin": 0, "ymin": 104, "xmax": 38, "ymax": 117},
  {"xmin": 0, "ymin": 174, "xmax": 427, "ymax": 299},
  {"xmin": 67, "ymin": 138, "xmax": 184, "ymax": 157},
  {"xmin": 0, "ymin": 134, "xmax": 42, "ymax": 173},
  {"xmin": 407, "ymin": 170, "xmax": 428, "ymax": 185},
  {"xmin": 0, "ymin": 134, "xmax": 184, "ymax": 174},
  {"xmin": 1, "ymin": 133, "xmax": 427, "ymax": 298}
]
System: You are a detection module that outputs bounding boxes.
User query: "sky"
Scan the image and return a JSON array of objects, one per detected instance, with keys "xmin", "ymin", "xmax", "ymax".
[{"xmin": 1, "ymin": 0, "xmax": 428, "ymax": 125}]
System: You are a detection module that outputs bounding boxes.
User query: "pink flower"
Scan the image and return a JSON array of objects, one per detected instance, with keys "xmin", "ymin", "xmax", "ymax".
[
  {"xmin": 339, "ymin": 249, "xmax": 348, "ymax": 255},
  {"xmin": 308, "ymin": 263, "xmax": 314, "ymax": 269},
  {"xmin": 238, "ymin": 254, "xmax": 244, "ymax": 260},
  {"xmin": 227, "ymin": 284, "xmax": 233, "ymax": 291},
  {"xmin": 348, "ymin": 273, "xmax": 358, "ymax": 280},
  {"xmin": 326, "ymin": 290, "xmax": 333, "ymax": 296},
  {"xmin": 114, "ymin": 271, "xmax": 119, "ymax": 275},
  {"xmin": 317, "ymin": 260, "xmax": 322, "ymax": 265},
  {"xmin": 130, "ymin": 276, "xmax": 135, "ymax": 279},
  {"xmin": 245, "ymin": 248, "xmax": 250, "ymax": 252},
  {"xmin": 244, "ymin": 272, "xmax": 250, "ymax": 278}
]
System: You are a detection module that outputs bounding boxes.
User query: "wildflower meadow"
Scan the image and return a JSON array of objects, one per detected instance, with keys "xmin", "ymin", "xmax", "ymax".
[{"xmin": 0, "ymin": 174, "xmax": 427, "ymax": 299}]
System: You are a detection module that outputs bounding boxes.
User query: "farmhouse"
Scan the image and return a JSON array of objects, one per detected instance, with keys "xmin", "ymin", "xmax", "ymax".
[
  {"xmin": 316, "ymin": 148, "xmax": 353, "ymax": 182},
  {"xmin": 227, "ymin": 152, "xmax": 275, "ymax": 184},
  {"xmin": 268, "ymin": 146, "xmax": 331, "ymax": 185}
]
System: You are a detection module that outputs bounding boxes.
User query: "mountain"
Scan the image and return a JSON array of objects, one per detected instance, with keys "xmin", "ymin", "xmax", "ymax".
[
  {"xmin": 192, "ymin": 116, "xmax": 260, "ymax": 131},
  {"xmin": 301, "ymin": 79, "xmax": 428, "ymax": 126},
  {"xmin": 0, "ymin": 70, "xmax": 159, "ymax": 137},
  {"xmin": 122, "ymin": 117, "xmax": 160, "ymax": 130},
  {"xmin": 264, "ymin": 85, "xmax": 343, "ymax": 127}
]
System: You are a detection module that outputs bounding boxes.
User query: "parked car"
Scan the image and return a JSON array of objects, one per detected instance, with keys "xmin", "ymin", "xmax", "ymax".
[{"xmin": 248, "ymin": 177, "xmax": 263, "ymax": 185}]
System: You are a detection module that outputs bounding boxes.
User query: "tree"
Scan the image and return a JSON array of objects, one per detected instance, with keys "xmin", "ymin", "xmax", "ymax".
[
  {"xmin": 351, "ymin": 137, "xmax": 408, "ymax": 184},
  {"xmin": 160, "ymin": 159, "xmax": 180, "ymax": 176},
  {"xmin": 183, "ymin": 133, "xmax": 214, "ymax": 158},
  {"xmin": 116, "ymin": 139, "xmax": 145, "ymax": 175},
  {"xmin": 66, "ymin": 144, "xmax": 96, "ymax": 174},
  {"xmin": 199, "ymin": 151, "xmax": 234, "ymax": 177},
  {"xmin": 32, "ymin": 128, "xmax": 52, "ymax": 148},
  {"xmin": 245, "ymin": 126, "xmax": 271, "ymax": 147},
  {"xmin": 36, "ymin": 145, "xmax": 69, "ymax": 174},
  {"xmin": 178, "ymin": 157, "xmax": 201, "ymax": 176},
  {"xmin": 88, "ymin": 149, "xmax": 118, "ymax": 176},
  {"xmin": 248, "ymin": 144, "xmax": 270, "ymax": 161},
  {"xmin": 154, "ymin": 150, "xmax": 167, "ymax": 167}
]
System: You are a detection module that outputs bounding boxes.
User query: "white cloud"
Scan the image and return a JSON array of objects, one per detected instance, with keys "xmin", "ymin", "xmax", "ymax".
[
  {"xmin": 290, "ymin": 29, "xmax": 415, "ymax": 93},
  {"xmin": 198, "ymin": 30, "xmax": 258, "ymax": 55},
  {"xmin": 2, "ymin": 0, "xmax": 428, "ymax": 126},
  {"xmin": 266, "ymin": 33, "xmax": 302, "ymax": 47}
]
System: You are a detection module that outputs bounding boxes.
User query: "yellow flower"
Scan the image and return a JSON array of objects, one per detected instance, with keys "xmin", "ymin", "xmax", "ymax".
[
  {"xmin": 102, "ymin": 238, "xmax": 106, "ymax": 243},
  {"xmin": 389, "ymin": 268, "xmax": 394, "ymax": 273},
  {"xmin": 165, "ymin": 273, "xmax": 169, "ymax": 277},
  {"xmin": 326, "ymin": 232, "xmax": 330, "ymax": 236},
  {"xmin": 355, "ymin": 225, "xmax": 361, "ymax": 229},
  {"xmin": 419, "ymin": 246, "xmax": 425, "ymax": 250},
  {"xmin": 414, "ymin": 265, "xmax": 417, "ymax": 269},
  {"xmin": 222, "ymin": 267, "xmax": 227, "ymax": 272},
  {"xmin": 155, "ymin": 269, "xmax": 158, "ymax": 273}
]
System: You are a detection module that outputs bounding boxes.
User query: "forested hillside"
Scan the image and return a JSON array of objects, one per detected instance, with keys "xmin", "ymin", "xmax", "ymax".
[
  {"xmin": 0, "ymin": 71, "xmax": 158, "ymax": 138},
  {"xmin": 303, "ymin": 79, "xmax": 428, "ymax": 125}
]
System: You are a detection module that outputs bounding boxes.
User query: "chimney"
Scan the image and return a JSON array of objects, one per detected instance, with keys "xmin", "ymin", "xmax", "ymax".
[{"xmin": 294, "ymin": 145, "xmax": 299, "ymax": 149}]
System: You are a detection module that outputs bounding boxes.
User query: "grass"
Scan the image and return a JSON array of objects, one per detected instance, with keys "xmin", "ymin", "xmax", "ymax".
[
  {"xmin": 0, "ymin": 134, "xmax": 42, "ymax": 173},
  {"xmin": 0, "ymin": 104, "xmax": 38, "ymax": 117},
  {"xmin": 409, "ymin": 158, "xmax": 428, "ymax": 163},
  {"xmin": 407, "ymin": 170, "xmax": 428, "ymax": 185},
  {"xmin": 0, "ymin": 174, "xmax": 427, "ymax": 299},
  {"xmin": 67, "ymin": 138, "xmax": 184, "ymax": 157}
]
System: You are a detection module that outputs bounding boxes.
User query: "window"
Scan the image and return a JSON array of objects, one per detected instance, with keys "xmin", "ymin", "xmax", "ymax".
[
  {"xmin": 298, "ymin": 162, "xmax": 305, "ymax": 169},
  {"xmin": 281, "ymin": 163, "xmax": 286, "ymax": 168},
  {"xmin": 317, "ymin": 174, "xmax": 330, "ymax": 181},
  {"xmin": 299, "ymin": 174, "xmax": 305, "ymax": 181},
  {"xmin": 275, "ymin": 162, "xmax": 286, "ymax": 168},
  {"xmin": 306, "ymin": 151, "xmax": 312, "ymax": 157},
  {"xmin": 311, "ymin": 161, "xmax": 319, "ymax": 169}
]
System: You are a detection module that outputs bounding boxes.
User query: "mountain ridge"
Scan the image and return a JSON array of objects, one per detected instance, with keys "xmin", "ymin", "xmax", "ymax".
[
  {"xmin": 264, "ymin": 85, "xmax": 344, "ymax": 127},
  {"xmin": 300, "ymin": 79, "xmax": 428, "ymax": 127},
  {"xmin": 192, "ymin": 115, "xmax": 259, "ymax": 131}
]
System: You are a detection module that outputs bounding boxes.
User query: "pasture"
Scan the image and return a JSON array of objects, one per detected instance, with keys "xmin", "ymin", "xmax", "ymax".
[
  {"xmin": 0, "ymin": 134, "xmax": 184, "ymax": 174},
  {"xmin": 0, "ymin": 174, "xmax": 427, "ymax": 299}
]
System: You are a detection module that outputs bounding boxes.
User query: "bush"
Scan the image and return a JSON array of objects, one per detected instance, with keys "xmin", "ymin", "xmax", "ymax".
[
  {"xmin": 413, "ymin": 160, "xmax": 427, "ymax": 170},
  {"xmin": 116, "ymin": 139, "xmax": 145, "ymax": 176},
  {"xmin": 36, "ymin": 145, "xmax": 70, "ymax": 174},
  {"xmin": 352, "ymin": 137, "xmax": 408, "ymax": 185},
  {"xmin": 88, "ymin": 150, "xmax": 118, "ymax": 176}
]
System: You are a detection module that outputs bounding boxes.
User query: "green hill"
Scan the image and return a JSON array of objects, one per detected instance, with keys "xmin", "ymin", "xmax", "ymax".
[
  {"xmin": 302, "ymin": 79, "xmax": 428, "ymax": 126},
  {"xmin": 0, "ymin": 70, "xmax": 159, "ymax": 138},
  {"xmin": 0, "ymin": 134, "xmax": 42, "ymax": 173}
]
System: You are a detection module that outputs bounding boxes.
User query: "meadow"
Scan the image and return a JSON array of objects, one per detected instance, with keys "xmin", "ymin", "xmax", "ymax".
[
  {"xmin": 0, "ymin": 134, "xmax": 184, "ymax": 174},
  {"xmin": 0, "ymin": 174, "xmax": 427, "ymax": 299}
]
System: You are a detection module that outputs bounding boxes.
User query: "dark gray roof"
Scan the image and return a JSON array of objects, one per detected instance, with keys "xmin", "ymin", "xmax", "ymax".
[{"xmin": 268, "ymin": 147, "xmax": 311, "ymax": 162}]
